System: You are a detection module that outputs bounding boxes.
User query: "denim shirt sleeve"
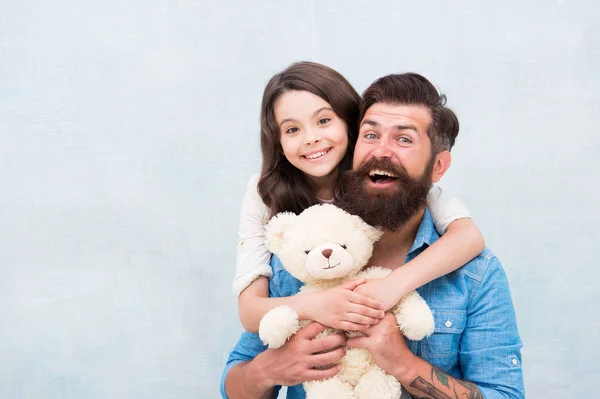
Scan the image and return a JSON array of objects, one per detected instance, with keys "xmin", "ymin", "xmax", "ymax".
[
  {"xmin": 219, "ymin": 331, "xmax": 282, "ymax": 399},
  {"xmin": 460, "ymin": 256, "xmax": 525, "ymax": 399},
  {"xmin": 220, "ymin": 255, "xmax": 295, "ymax": 398}
]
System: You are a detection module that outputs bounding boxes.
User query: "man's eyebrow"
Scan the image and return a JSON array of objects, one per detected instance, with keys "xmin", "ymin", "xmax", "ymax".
[
  {"xmin": 393, "ymin": 124, "xmax": 420, "ymax": 136},
  {"xmin": 360, "ymin": 120, "xmax": 420, "ymax": 136},
  {"xmin": 360, "ymin": 119, "xmax": 379, "ymax": 128}
]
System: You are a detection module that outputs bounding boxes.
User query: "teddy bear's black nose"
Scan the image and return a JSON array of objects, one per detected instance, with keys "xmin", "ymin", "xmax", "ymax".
[{"xmin": 321, "ymin": 249, "xmax": 333, "ymax": 259}]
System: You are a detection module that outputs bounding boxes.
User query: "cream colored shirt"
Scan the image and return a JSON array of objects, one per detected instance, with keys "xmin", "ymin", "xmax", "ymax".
[{"xmin": 233, "ymin": 173, "xmax": 471, "ymax": 296}]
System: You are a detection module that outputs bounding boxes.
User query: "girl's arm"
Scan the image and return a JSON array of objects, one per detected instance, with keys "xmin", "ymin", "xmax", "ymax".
[
  {"xmin": 239, "ymin": 276, "xmax": 384, "ymax": 333},
  {"xmin": 354, "ymin": 186, "xmax": 485, "ymax": 310},
  {"xmin": 236, "ymin": 174, "xmax": 383, "ymax": 333}
]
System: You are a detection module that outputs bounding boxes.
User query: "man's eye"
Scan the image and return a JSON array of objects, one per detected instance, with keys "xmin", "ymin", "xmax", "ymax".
[
  {"xmin": 364, "ymin": 133, "xmax": 377, "ymax": 139},
  {"xmin": 317, "ymin": 118, "xmax": 331, "ymax": 125},
  {"xmin": 399, "ymin": 137, "xmax": 412, "ymax": 144},
  {"xmin": 286, "ymin": 127, "xmax": 299, "ymax": 134}
]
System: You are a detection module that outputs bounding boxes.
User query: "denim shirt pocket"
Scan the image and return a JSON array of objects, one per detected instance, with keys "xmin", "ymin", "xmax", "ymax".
[{"xmin": 421, "ymin": 309, "xmax": 467, "ymax": 371}]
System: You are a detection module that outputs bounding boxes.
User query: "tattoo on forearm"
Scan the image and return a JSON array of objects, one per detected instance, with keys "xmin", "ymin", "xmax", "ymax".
[
  {"xmin": 410, "ymin": 377, "xmax": 452, "ymax": 399},
  {"xmin": 408, "ymin": 366, "xmax": 483, "ymax": 399},
  {"xmin": 455, "ymin": 378, "xmax": 484, "ymax": 399}
]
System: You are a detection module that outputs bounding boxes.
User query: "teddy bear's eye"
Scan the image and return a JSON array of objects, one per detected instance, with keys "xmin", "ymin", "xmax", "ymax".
[
  {"xmin": 341, "ymin": 244, "xmax": 347, "ymax": 249},
  {"xmin": 304, "ymin": 250, "xmax": 310, "ymax": 255}
]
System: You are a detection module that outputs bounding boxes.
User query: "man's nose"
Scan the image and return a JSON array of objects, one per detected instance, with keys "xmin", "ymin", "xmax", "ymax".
[{"xmin": 371, "ymin": 138, "xmax": 393, "ymax": 158}]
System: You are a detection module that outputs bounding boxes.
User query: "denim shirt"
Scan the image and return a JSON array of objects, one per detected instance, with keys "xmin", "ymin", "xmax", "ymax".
[{"xmin": 221, "ymin": 209, "xmax": 524, "ymax": 399}]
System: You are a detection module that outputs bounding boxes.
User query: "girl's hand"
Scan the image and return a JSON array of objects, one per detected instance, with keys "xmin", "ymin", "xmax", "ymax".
[
  {"xmin": 353, "ymin": 276, "xmax": 406, "ymax": 312},
  {"xmin": 304, "ymin": 279, "xmax": 385, "ymax": 331}
]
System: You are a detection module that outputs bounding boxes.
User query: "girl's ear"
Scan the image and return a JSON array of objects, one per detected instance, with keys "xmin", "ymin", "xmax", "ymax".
[{"xmin": 265, "ymin": 212, "xmax": 297, "ymax": 254}]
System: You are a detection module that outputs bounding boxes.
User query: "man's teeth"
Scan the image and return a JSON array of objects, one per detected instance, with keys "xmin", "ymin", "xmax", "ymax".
[
  {"xmin": 369, "ymin": 169, "xmax": 398, "ymax": 178},
  {"xmin": 304, "ymin": 150, "xmax": 329, "ymax": 160}
]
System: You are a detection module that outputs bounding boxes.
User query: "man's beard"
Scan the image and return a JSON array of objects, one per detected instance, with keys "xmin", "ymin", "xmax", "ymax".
[{"xmin": 337, "ymin": 157, "xmax": 434, "ymax": 231}]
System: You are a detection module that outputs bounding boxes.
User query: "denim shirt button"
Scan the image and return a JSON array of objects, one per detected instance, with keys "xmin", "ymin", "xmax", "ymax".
[
  {"xmin": 512, "ymin": 358, "xmax": 518, "ymax": 365},
  {"xmin": 445, "ymin": 320, "xmax": 452, "ymax": 328}
]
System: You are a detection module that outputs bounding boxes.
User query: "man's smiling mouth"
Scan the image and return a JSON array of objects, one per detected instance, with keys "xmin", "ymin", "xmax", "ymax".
[{"xmin": 368, "ymin": 169, "xmax": 399, "ymax": 184}]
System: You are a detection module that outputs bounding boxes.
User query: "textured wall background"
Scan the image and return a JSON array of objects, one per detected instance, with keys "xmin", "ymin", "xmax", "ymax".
[{"xmin": 1, "ymin": 1, "xmax": 599, "ymax": 398}]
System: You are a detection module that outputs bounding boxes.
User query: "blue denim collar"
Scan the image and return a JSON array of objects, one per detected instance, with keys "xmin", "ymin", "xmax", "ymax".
[{"xmin": 407, "ymin": 208, "xmax": 440, "ymax": 257}]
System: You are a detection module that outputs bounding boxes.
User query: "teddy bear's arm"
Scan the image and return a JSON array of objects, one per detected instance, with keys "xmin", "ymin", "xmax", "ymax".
[
  {"xmin": 258, "ymin": 305, "xmax": 301, "ymax": 349},
  {"xmin": 391, "ymin": 290, "xmax": 435, "ymax": 341}
]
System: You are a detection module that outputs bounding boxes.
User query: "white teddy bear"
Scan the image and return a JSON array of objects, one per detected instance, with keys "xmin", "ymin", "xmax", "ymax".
[{"xmin": 259, "ymin": 203, "xmax": 435, "ymax": 399}]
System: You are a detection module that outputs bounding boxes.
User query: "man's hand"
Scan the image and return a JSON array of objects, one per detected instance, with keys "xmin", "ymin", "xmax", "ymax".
[
  {"xmin": 347, "ymin": 313, "xmax": 486, "ymax": 399},
  {"xmin": 346, "ymin": 312, "xmax": 415, "ymax": 376},
  {"xmin": 259, "ymin": 322, "xmax": 347, "ymax": 387},
  {"xmin": 301, "ymin": 279, "xmax": 385, "ymax": 331}
]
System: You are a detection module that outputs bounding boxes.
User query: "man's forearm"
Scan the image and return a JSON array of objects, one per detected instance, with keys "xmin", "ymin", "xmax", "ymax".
[
  {"xmin": 394, "ymin": 355, "xmax": 483, "ymax": 399},
  {"xmin": 225, "ymin": 358, "xmax": 275, "ymax": 399}
]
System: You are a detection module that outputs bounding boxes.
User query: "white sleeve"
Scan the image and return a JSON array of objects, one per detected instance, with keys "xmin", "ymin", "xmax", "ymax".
[
  {"xmin": 426, "ymin": 184, "xmax": 471, "ymax": 235},
  {"xmin": 233, "ymin": 173, "xmax": 273, "ymax": 297}
]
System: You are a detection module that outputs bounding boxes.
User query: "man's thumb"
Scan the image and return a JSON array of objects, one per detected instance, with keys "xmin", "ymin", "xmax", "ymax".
[
  {"xmin": 298, "ymin": 322, "xmax": 327, "ymax": 339},
  {"xmin": 346, "ymin": 336, "xmax": 369, "ymax": 350}
]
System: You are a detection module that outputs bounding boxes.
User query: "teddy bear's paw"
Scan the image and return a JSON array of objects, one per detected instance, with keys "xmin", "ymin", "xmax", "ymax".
[
  {"xmin": 353, "ymin": 368, "xmax": 401, "ymax": 399},
  {"xmin": 395, "ymin": 292, "xmax": 435, "ymax": 341},
  {"xmin": 304, "ymin": 377, "xmax": 355, "ymax": 399},
  {"xmin": 258, "ymin": 305, "xmax": 300, "ymax": 349},
  {"xmin": 359, "ymin": 266, "xmax": 392, "ymax": 280}
]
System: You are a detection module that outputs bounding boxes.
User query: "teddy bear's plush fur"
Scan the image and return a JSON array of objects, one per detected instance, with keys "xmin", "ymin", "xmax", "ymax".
[{"xmin": 258, "ymin": 204, "xmax": 435, "ymax": 399}]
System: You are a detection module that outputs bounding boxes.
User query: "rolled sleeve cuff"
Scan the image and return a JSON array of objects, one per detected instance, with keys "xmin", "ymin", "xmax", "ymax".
[
  {"xmin": 461, "ymin": 344, "xmax": 525, "ymax": 399},
  {"xmin": 220, "ymin": 331, "xmax": 271, "ymax": 398},
  {"xmin": 233, "ymin": 264, "xmax": 273, "ymax": 297},
  {"xmin": 220, "ymin": 359, "xmax": 245, "ymax": 399}
]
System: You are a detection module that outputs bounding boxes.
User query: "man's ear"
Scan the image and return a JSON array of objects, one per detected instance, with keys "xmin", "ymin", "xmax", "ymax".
[
  {"xmin": 264, "ymin": 212, "xmax": 296, "ymax": 253},
  {"xmin": 431, "ymin": 150, "xmax": 451, "ymax": 183}
]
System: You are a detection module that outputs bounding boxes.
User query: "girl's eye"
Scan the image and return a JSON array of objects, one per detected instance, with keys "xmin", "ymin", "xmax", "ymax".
[
  {"xmin": 317, "ymin": 118, "xmax": 331, "ymax": 125},
  {"xmin": 285, "ymin": 127, "xmax": 299, "ymax": 134},
  {"xmin": 340, "ymin": 244, "xmax": 347, "ymax": 249},
  {"xmin": 304, "ymin": 250, "xmax": 310, "ymax": 255}
]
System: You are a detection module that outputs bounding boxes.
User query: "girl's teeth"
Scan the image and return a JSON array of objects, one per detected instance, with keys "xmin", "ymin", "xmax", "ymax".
[{"xmin": 305, "ymin": 150, "xmax": 328, "ymax": 159}]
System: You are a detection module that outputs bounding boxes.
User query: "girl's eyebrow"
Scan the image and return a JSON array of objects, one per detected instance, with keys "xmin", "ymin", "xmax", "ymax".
[
  {"xmin": 279, "ymin": 117, "xmax": 296, "ymax": 127},
  {"xmin": 312, "ymin": 107, "xmax": 333, "ymax": 117},
  {"xmin": 279, "ymin": 107, "xmax": 333, "ymax": 127}
]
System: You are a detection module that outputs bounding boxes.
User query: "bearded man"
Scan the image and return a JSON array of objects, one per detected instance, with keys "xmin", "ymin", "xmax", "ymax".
[{"xmin": 221, "ymin": 73, "xmax": 525, "ymax": 399}]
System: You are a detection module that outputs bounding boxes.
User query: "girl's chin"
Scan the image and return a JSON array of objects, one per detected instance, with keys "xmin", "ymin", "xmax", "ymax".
[{"xmin": 302, "ymin": 168, "xmax": 339, "ymax": 181}]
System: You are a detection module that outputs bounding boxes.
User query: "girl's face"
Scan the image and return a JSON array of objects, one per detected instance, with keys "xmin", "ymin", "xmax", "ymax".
[{"xmin": 274, "ymin": 90, "xmax": 349, "ymax": 182}]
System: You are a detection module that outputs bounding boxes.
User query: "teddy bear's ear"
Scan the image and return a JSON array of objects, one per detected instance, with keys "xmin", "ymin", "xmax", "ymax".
[
  {"xmin": 265, "ymin": 212, "xmax": 297, "ymax": 253},
  {"xmin": 352, "ymin": 215, "xmax": 384, "ymax": 243}
]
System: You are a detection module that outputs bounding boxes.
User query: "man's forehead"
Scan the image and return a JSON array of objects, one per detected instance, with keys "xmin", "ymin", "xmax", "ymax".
[{"xmin": 361, "ymin": 103, "xmax": 432, "ymax": 129}]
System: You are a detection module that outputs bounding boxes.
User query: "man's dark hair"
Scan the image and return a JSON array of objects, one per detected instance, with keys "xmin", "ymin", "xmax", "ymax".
[{"xmin": 360, "ymin": 73, "xmax": 459, "ymax": 154}]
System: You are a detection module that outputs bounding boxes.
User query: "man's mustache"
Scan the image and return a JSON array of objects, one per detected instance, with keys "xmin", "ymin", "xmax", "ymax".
[{"xmin": 354, "ymin": 157, "xmax": 410, "ymax": 180}]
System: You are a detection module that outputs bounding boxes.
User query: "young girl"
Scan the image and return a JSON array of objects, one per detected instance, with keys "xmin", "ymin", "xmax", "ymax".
[{"xmin": 235, "ymin": 62, "xmax": 484, "ymax": 333}]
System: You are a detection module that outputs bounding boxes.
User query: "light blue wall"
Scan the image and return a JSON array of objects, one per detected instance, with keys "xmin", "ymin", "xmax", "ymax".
[{"xmin": 1, "ymin": 1, "xmax": 598, "ymax": 398}]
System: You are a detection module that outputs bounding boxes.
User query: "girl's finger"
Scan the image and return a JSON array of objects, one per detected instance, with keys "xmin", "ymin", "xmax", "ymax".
[{"xmin": 347, "ymin": 293, "xmax": 385, "ymax": 311}]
